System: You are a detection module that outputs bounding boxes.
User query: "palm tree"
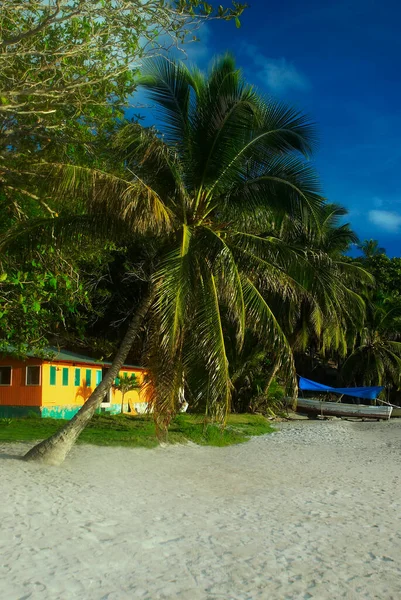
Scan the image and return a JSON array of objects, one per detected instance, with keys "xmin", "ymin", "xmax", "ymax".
[
  {"xmin": 269, "ymin": 202, "xmax": 371, "ymax": 359},
  {"xmin": 113, "ymin": 374, "xmax": 140, "ymax": 414},
  {"xmin": 279, "ymin": 203, "xmax": 358, "ymax": 257},
  {"xmin": 17, "ymin": 55, "xmax": 328, "ymax": 463},
  {"xmin": 342, "ymin": 300, "xmax": 401, "ymax": 388},
  {"xmin": 358, "ymin": 239, "xmax": 386, "ymax": 259}
]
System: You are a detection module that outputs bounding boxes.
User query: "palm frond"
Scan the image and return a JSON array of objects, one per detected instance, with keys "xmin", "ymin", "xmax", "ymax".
[
  {"xmin": 192, "ymin": 267, "xmax": 232, "ymax": 423},
  {"xmin": 199, "ymin": 226, "xmax": 246, "ymax": 348},
  {"xmin": 35, "ymin": 162, "xmax": 174, "ymax": 234},
  {"xmin": 241, "ymin": 275, "xmax": 297, "ymax": 400},
  {"xmin": 137, "ymin": 57, "xmax": 193, "ymax": 146}
]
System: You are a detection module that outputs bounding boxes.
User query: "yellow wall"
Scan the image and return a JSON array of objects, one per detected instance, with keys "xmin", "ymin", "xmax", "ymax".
[{"xmin": 41, "ymin": 362, "xmax": 146, "ymax": 408}]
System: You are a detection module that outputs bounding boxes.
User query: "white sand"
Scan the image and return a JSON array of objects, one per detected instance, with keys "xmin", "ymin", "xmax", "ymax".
[{"xmin": 1, "ymin": 420, "xmax": 401, "ymax": 600}]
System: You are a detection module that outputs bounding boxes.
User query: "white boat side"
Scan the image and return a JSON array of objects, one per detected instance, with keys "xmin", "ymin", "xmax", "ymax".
[{"xmin": 293, "ymin": 397, "xmax": 392, "ymax": 419}]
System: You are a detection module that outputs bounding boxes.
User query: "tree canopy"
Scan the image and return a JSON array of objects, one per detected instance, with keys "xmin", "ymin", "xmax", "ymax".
[{"xmin": 1, "ymin": 2, "xmax": 400, "ymax": 462}]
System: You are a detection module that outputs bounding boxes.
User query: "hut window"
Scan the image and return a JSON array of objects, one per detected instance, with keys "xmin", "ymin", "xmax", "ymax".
[
  {"xmin": 96, "ymin": 370, "xmax": 102, "ymax": 385},
  {"xmin": 26, "ymin": 366, "xmax": 41, "ymax": 386},
  {"xmin": 85, "ymin": 369, "xmax": 91, "ymax": 387},
  {"xmin": 62, "ymin": 368, "xmax": 69, "ymax": 386},
  {"xmin": 0, "ymin": 366, "xmax": 12, "ymax": 386},
  {"xmin": 50, "ymin": 366, "xmax": 56, "ymax": 386},
  {"xmin": 74, "ymin": 368, "xmax": 81, "ymax": 386}
]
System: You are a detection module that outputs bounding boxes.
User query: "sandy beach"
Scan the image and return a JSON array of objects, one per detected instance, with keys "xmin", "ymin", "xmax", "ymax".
[{"xmin": 1, "ymin": 420, "xmax": 401, "ymax": 600}]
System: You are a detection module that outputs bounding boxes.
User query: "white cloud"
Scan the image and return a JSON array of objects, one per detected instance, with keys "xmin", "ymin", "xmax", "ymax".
[
  {"xmin": 242, "ymin": 44, "xmax": 310, "ymax": 93},
  {"xmin": 368, "ymin": 210, "xmax": 401, "ymax": 232}
]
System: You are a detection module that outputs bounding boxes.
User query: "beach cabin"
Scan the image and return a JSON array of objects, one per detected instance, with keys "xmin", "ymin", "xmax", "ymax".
[{"xmin": 0, "ymin": 348, "xmax": 148, "ymax": 418}]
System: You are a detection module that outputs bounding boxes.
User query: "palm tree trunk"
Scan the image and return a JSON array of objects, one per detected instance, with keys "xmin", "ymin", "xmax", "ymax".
[
  {"xmin": 23, "ymin": 294, "xmax": 153, "ymax": 465},
  {"xmin": 121, "ymin": 391, "xmax": 125, "ymax": 414},
  {"xmin": 265, "ymin": 361, "xmax": 281, "ymax": 394}
]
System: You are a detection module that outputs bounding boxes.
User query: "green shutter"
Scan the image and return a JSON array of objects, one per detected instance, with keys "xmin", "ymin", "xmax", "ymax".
[
  {"xmin": 62, "ymin": 367, "xmax": 69, "ymax": 386},
  {"xmin": 86, "ymin": 369, "xmax": 91, "ymax": 387},
  {"xmin": 124, "ymin": 372, "xmax": 128, "ymax": 378},
  {"xmin": 50, "ymin": 366, "xmax": 56, "ymax": 386},
  {"xmin": 96, "ymin": 371, "xmax": 102, "ymax": 385},
  {"xmin": 74, "ymin": 368, "xmax": 80, "ymax": 386}
]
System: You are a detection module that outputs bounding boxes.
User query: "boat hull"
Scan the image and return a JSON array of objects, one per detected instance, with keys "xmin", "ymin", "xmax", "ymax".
[{"xmin": 293, "ymin": 398, "xmax": 392, "ymax": 420}]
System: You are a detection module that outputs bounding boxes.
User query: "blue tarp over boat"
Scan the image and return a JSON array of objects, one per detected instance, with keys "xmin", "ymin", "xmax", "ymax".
[{"xmin": 299, "ymin": 377, "xmax": 384, "ymax": 401}]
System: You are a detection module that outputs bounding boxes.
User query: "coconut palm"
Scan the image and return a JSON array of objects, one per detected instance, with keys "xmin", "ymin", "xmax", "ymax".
[
  {"xmin": 15, "ymin": 55, "xmax": 329, "ymax": 463},
  {"xmin": 358, "ymin": 239, "xmax": 386, "ymax": 259},
  {"xmin": 342, "ymin": 300, "xmax": 401, "ymax": 388},
  {"xmin": 279, "ymin": 203, "xmax": 358, "ymax": 257},
  {"xmin": 266, "ymin": 202, "xmax": 371, "ymax": 359}
]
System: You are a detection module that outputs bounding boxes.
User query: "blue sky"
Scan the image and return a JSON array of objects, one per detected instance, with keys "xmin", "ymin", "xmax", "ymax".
[{"xmin": 136, "ymin": 0, "xmax": 401, "ymax": 255}]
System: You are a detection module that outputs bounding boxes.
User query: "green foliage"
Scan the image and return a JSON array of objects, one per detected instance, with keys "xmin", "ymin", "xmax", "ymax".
[
  {"xmin": 1, "ymin": 11, "xmax": 377, "ymax": 435},
  {"xmin": 6, "ymin": 54, "xmax": 371, "ymax": 434},
  {"xmin": 357, "ymin": 239, "xmax": 386, "ymax": 259},
  {"xmin": 341, "ymin": 299, "xmax": 401, "ymax": 388},
  {"xmin": 0, "ymin": 0, "xmax": 246, "ymax": 242},
  {"xmin": 359, "ymin": 253, "xmax": 401, "ymax": 298},
  {"xmin": 0, "ymin": 0, "xmax": 246, "ymax": 126},
  {"xmin": 334, "ymin": 243, "xmax": 401, "ymax": 389},
  {"xmin": 0, "ymin": 247, "xmax": 90, "ymax": 352}
]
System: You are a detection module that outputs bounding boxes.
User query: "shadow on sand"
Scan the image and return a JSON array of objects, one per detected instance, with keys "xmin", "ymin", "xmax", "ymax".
[{"xmin": 0, "ymin": 450, "xmax": 26, "ymax": 461}]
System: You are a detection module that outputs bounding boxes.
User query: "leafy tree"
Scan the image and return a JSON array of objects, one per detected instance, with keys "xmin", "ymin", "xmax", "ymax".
[
  {"xmin": 113, "ymin": 374, "xmax": 140, "ymax": 414},
  {"xmin": 0, "ymin": 0, "xmax": 246, "ymax": 217},
  {"xmin": 0, "ymin": 244, "xmax": 91, "ymax": 354},
  {"xmin": 357, "ymin": 253, "xmax": 401, "ymax": 299},
  {"xmin": 21, "ymin": 54, "xmax": 326, "ymax": 463},
  {"xmin": 1, "ymin": 0, "xmax": 245, "ymax": 124},
  {"xmin": 1, "ymin": 0, "xmax": 247, "ymax": 353}
]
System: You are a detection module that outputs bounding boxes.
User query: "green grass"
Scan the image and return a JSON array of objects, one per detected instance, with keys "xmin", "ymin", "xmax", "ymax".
[{"xmin": 0, "ymin": 413, "xmax": 274, "ymax": 448}]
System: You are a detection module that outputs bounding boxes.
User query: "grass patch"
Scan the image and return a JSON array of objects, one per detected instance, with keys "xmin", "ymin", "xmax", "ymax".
[{"xmin": 0, "ymin": 413, "xmax": 274, "ymax": 448}]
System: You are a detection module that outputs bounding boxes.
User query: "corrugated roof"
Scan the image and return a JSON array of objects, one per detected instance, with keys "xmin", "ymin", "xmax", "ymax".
[{"xmin": 1, "ymin": 346, "xmax": 144, "ymax": 370}]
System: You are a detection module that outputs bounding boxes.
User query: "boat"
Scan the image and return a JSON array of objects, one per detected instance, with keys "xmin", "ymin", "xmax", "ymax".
[
  {"xmin": 291, "ymin": 376, "xmax": 392, "ymax": 420},
  {"xmin": 294, "ymin": 397, "xmax": 392, "ymax": 420},
  {"xmin": 390, "ymin": 406, "xmax": 401, "ymax": 418}
]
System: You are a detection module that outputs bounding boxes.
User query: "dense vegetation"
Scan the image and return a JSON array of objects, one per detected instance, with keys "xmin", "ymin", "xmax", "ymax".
[{"xmin": 1, "ymin": 1, "xmax": 401, "ymax": 462}]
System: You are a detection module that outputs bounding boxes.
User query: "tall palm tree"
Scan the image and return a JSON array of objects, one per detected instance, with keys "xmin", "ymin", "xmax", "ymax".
[
  {"xmin": 342, "ymin": 300, "xmax": 401, "ymax": 388},
  {"xmin": 358, "ymin": 239, "xmax": 386, "ymax": 259},
  {"xmin": 15, "ymin": 55, "xmax": 329, "ymax": 463},
  {"xmin": 279, "ymin": 203, "xmax": 358, "ymax": 257},
  {"xmin": 268, "ymin": 202, "xmax": 371, "ymax": 359}
]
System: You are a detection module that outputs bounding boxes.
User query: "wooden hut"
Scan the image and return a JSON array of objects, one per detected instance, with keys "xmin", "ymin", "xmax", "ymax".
[{"xmin": 0, "ymin": 348, "xmax": 147, "ymax": 418}]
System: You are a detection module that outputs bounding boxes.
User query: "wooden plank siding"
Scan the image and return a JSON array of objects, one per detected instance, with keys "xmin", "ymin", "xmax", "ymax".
[{"xmin": 0, "ymin": 358, "xmax": 43, "ymax": 406}]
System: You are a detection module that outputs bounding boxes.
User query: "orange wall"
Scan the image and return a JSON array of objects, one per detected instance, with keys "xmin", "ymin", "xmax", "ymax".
[
  {"xmin": 0, "ymin": 358, "xmax": 43, "ymax": 406},
  {"xmin": 0, "ymin": 357, "xmax": 147, "ymax": 409}
]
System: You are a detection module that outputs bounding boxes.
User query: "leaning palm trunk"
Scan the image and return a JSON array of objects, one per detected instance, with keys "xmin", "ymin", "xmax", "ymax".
[
  {"xmin": 264, "ymin": 362, "xmax": 281, "ymax": 395},
  {"xmin": 23, "ymin": 295, "xmax": 152, "ymax": 465}
]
